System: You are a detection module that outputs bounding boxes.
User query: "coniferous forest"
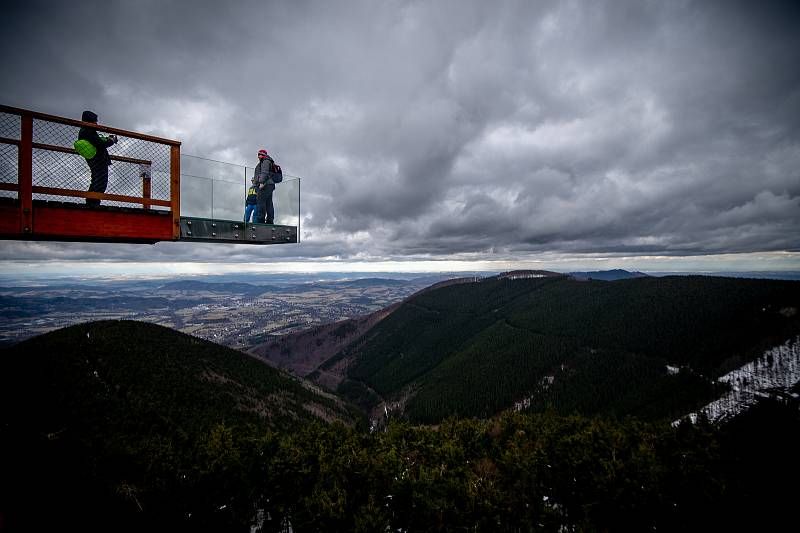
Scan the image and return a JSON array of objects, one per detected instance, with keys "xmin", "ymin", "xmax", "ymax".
[
  {"xmin": 331, "ymin": 275, "xmax": 800, "ymax": 423},
  {"xmin": 2, "ymin": 272, "xmax": 800, "ymax": 531}
]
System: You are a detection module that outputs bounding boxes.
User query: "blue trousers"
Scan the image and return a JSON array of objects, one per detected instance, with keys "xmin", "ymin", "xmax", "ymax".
[{"xmin": 244, "ymin": 203, "xmax": 257, "ymax": 223}]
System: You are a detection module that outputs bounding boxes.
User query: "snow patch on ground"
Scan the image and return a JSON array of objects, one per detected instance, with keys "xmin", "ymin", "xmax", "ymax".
[
  {"xmin": 676, "ymin": 335, "xmax": 800, "ymax": 425},
  {"xmin": 514, "ymin": 375, "xmax": 554, "ymax": 411}
]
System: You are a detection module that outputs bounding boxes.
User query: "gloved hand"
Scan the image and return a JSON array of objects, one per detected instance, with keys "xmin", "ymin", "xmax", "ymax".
[{"xmin": 108, "ymin": 134, "xmax": 118, "ymax": 145}]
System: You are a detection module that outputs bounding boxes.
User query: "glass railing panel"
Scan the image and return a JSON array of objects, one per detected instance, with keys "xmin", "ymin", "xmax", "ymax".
[
  {"xmin": 275, "ymin": 176, "xmax": 300, "ymax": 228},
  {"xmin": 212, "ymin": 178, "xmax": 244, "ymax": 221},
  {"xmin": 181, "ymin": 154, "xmax": 299, "ymax": 227},
  {"xmin": 181, "ymin": 154, "xmax": 244, "ymax": 184},
  {"xmin": 181, "ymin": 154, "xmax": 245, "ymax": 220},
  {"xmin": 179, "ymin": 174, "xmax": 213, "ymax": 219}
]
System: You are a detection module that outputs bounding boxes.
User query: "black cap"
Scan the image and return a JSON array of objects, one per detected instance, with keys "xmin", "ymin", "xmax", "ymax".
[{"xmin": 81, "ymin": 110, "xmax": 98, "ymax": 123}]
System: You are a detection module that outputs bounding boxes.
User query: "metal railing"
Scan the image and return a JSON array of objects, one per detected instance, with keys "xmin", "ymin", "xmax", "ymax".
[
  {"xmin": 0, "ymin": 104, "xmax": 181, "ymax": 238},
  {"xmin": 181, "ymin": 154, "xmax": 300, "ymax": 228},
  {"xmin": 0, "ymin": 105, "xmax": 300, "ymax": 244}
]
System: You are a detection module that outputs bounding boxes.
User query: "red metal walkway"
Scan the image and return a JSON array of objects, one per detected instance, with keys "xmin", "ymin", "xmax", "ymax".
[{"xmin": 0, "ymin": 105, "xmax": 297, "ymax": 245}]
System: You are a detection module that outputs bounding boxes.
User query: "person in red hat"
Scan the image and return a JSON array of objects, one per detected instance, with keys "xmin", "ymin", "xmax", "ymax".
[{"xmin": 253, "ymin": 148, "xmax": 277, "ymax": 224}]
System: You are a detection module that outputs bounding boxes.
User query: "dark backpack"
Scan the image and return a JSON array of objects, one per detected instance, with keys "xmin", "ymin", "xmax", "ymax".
[{"xmin": 271, "ymin": 163, "xmax": 283, "ymax": 184}]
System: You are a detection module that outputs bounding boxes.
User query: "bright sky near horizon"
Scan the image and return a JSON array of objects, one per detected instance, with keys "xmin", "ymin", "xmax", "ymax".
[{"xmin": 1, "ymin": 0, "xmax": 798, "ymax": 275}]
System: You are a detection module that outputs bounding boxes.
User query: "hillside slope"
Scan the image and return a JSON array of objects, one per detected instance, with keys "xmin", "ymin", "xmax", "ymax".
[
  {"xmin": 0, "ymin": 320, "xmax": 360, "ymax": 529},
  {"xmin": 1, "ymin": 320, "xmax": 356, "ymax": 431},
  {"xmin": 249, "ymin": 275, "xmax": 506, "ymax": 386},
  {"xmin": 325, "ymin": 274, "xmax": 800, "ymax": 423},
  {"xmin": 250, "ymin": 302, "xmax": 401, "ymax": 389}
]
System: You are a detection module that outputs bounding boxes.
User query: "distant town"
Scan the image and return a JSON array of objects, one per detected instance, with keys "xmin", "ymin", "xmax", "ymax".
[
  {"xmin": 0, "ymin": 273, "xmax": 456, "ymax": 349},
  {"xmin": 3, "ymin": 270, "xmax": 798, "ymax": 349}
]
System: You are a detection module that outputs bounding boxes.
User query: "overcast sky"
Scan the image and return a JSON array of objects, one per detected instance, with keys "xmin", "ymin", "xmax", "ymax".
[{"xmin": 1, "ymin": 0, "xmax": 799, "ymax": 275}]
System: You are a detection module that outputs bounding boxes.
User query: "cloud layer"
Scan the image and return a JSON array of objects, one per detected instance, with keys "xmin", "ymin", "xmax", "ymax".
[{"xmin": 1, "ymin": 0, "xmax": 799, "ymax": 265}]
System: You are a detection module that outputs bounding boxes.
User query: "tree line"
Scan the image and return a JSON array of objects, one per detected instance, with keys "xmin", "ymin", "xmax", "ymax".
[
  {"xmin": 5, "ymin": 401, "xmax": 798, "ymax": 532},
  {"xmin": 337, "ymin": 276, "xmax": 800, "ymax": 423}
]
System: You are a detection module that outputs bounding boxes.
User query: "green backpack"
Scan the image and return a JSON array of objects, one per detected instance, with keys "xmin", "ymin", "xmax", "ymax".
[{"xmin": 73, "ymin": 139, "xmax": 96, "ymax": 160}]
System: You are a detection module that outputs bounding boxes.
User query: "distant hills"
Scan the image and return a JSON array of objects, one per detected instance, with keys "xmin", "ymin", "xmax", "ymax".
[
  {"xmin": 255, "ymin": 272, "xmax": 800, "ymax": 424},
  {"xmin": 0, "ymin": 294, "xmax": 180, "ymax": 319},
  {"xmin": 158, "ymin": 277, "xmax": 410, "ymax": 296},
  {"xmin": 158, "ymin": 279, "xmax": 277, "ymax": 295},
  {"xmin": 568, "ymin": 268, "xmax": 649, "ymax": 281}
]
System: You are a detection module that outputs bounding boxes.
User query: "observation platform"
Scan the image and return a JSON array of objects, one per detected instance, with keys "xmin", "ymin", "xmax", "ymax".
[{"xmin": 0, "ymin": 105, "xmax": 299, "ymax": 245}]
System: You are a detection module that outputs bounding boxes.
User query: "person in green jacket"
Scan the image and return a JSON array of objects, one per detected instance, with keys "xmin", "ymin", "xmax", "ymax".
[{"xmin": 76, "ymin": 110, "xmax": 117, "ymax": 206}]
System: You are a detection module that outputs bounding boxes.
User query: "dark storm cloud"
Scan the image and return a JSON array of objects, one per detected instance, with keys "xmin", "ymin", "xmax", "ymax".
[{"xmin": 1, "ymin": 0, "xmax": 798, "ymax": 264}]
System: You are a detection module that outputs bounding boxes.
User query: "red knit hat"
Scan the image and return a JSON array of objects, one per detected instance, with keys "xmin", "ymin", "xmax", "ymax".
[{"xmin": 258, "ymin": 149, "xmax": 268, "ymax": 157}]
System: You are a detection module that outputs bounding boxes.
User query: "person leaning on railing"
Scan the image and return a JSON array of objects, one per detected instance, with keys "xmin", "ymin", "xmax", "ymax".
[{"xmin": 74, "ymin": 110, "xmax": 117, "ymax": 206}]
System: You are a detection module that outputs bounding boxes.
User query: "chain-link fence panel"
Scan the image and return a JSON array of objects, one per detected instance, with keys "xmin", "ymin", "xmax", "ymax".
[
  {"xmin": 31, "ymin": 118, "xmax": 171, "ymax": 207},
  {"xmin": 0, "ymin": 111, "xmax": 20, "ymax": 140},
  {"xmin": 0, "ymin": 112, "xmax": 20, "ymax": 199},
  {"xmin": 0, "ymin": 144, "xmax": 17, "ymax": 200}
]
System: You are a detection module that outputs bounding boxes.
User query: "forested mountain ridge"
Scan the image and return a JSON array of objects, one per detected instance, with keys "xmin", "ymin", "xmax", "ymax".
[
  {"xmin": 0, "ymin": 319, "xmax": 363, "ymax": 529},
  {"xmin": 253, "ymin": 271, "xmax": 563, "ymax": 380},
  {"xmin": 319, "ymin": 274, "xmax": 800, "ymax": 423},
  {"xmin": 250, "ymin": 273, "xmax": 564, "ymax": 384},
  {"xmin": 0, "ymin": 320, "xmax": 358, "ymax": 431}
]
